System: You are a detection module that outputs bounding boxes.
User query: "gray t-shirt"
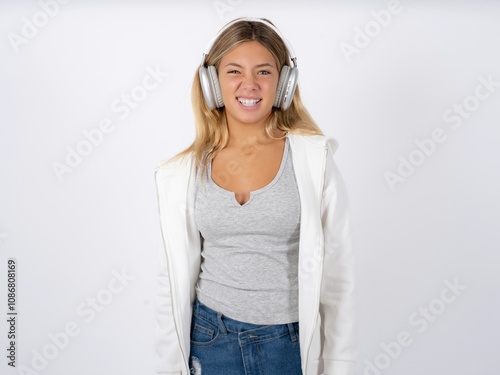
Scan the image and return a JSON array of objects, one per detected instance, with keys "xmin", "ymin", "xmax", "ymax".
[{"xmin": 194, "ymin": 137, "xmax": 301, "ymax": 324}]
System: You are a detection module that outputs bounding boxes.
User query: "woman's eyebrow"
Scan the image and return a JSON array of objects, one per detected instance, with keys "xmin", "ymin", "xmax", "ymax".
[{"xmin": 222, "ymin": 62, "xmax": 276, "ymax": 68}]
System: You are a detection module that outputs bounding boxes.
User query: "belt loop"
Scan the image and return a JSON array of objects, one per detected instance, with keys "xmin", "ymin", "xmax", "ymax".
[
  {"xmin": 287, "ymin": 323, "xmax": 297, "ymax": 343},
  {"xmin": 217, "ymin": 313, "xmax": 228, "ymax": 335}
]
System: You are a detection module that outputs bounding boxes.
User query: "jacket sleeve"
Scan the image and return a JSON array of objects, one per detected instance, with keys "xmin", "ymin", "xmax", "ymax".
[
  {"xmin": 319, "ymin": 141, "xmax": 358, "ymax": 375},
  {"xmin": 155, "ymin": 239, "xmax": 183, "ymax": 375}
]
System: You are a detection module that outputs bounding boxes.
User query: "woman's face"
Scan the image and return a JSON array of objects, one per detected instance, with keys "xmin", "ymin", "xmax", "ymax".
[{"xmin": 218, "ymin": 41, "xmax": 280, "ymax": 130}]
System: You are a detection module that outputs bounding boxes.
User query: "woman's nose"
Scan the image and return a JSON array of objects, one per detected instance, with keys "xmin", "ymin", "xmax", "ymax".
[{"xmin": 240, "ymin": 74, "xmax": 258, "ymax": 89}]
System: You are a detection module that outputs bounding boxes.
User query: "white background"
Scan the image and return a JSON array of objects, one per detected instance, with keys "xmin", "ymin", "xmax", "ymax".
[{"xmin": 1, "ymin": 1, "xmax": 499, "ymax": 374}]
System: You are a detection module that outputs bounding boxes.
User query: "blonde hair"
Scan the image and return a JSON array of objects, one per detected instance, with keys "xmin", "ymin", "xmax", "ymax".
[{"xmin": 171, "ymin": 18, "xmax": 323, "ymax": 176}]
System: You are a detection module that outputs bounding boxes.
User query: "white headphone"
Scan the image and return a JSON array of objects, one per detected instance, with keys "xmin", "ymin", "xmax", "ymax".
[{"xmin": 199, "ymin": 17, "xmax": 299, "ymax": 111}]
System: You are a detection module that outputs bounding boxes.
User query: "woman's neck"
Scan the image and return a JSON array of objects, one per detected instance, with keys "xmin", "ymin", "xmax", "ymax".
[{"xmin": 226, "ymin": 122, "xmax": 270, "ymax": 148}]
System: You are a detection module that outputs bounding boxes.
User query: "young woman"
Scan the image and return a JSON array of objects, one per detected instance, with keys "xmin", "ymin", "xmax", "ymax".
[{"xmin": 155, "ymin": 17, "xmax": 357, "ymax": 375}]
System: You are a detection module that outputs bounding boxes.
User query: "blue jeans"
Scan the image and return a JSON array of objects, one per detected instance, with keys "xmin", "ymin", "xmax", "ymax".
[{"xmin": 189, "ymin": 298, "xmax": 302, "ymax": 375}]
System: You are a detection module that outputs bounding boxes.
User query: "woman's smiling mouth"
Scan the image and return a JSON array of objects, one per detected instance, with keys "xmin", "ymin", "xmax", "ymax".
[{"xmin": 237, "ymin": 97, "xmax": 262, "ymax": 107}]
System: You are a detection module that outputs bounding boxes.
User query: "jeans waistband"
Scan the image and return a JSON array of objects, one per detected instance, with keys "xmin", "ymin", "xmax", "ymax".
[{"xmin": 193, "ymin": 298, "xmax": 299, "ymax": 343}]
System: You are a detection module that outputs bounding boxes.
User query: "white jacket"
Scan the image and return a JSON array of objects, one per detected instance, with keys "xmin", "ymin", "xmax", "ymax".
[{"xmin": 155, "ymin": 133, "xmax": 357, "ymax": 375}]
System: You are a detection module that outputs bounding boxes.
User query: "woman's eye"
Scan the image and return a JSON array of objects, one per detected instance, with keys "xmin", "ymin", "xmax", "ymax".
[
  {"xmin": 258, "ymin": 71, "xmax": 271, "ymax": 75},
  {"xmin": 228, "ymin": 70, "xmax": 240, "ymax": 74}
]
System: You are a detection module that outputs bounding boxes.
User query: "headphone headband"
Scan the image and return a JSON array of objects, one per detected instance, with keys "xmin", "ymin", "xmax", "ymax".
[{"xmin": 201, "ymin": 17, "xmax": 297, "ymax": 68}]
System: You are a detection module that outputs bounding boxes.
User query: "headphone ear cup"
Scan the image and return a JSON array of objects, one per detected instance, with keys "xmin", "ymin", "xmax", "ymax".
[
  {"xmin": 280, "ymin": 67, "xmax": 298, "ymax": 111},
  {"xmin": 199, "ymin": 65, "xmax": 224, "ymax": 110},
  {"xmin": 199, "ymin": 66, "xmax": 215, "ymax": 110},
  {"xmin": 274, "ymin": 65, "xmax": 290, "ymax": 108},
  {"xmin": 207, "ymin": 65, "xmax": 224, "ymax": 108},
  {"xmin": 274, "ymin": 66, "xmax": 298, "ymax": 110}
]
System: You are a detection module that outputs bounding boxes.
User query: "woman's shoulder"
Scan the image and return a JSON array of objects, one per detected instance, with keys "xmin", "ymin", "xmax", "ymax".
[
  {"xmin": 287, "ymin": 132, "xmax": 339, "ymax": 155},
  {"xmin": 155, "ymin": 151, "xmax": 195, "ymax": 175}
]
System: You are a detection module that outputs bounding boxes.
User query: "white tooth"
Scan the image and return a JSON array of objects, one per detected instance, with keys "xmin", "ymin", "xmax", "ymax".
[{"xmin": 238, "ymin": 98, "xmax": 260, "ymax": 106}]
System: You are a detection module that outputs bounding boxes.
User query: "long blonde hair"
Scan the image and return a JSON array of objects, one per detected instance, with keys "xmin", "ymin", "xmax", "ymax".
[{"xmin": 172, "ymin": 18, "xmax": 323, "ymax": 176}]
